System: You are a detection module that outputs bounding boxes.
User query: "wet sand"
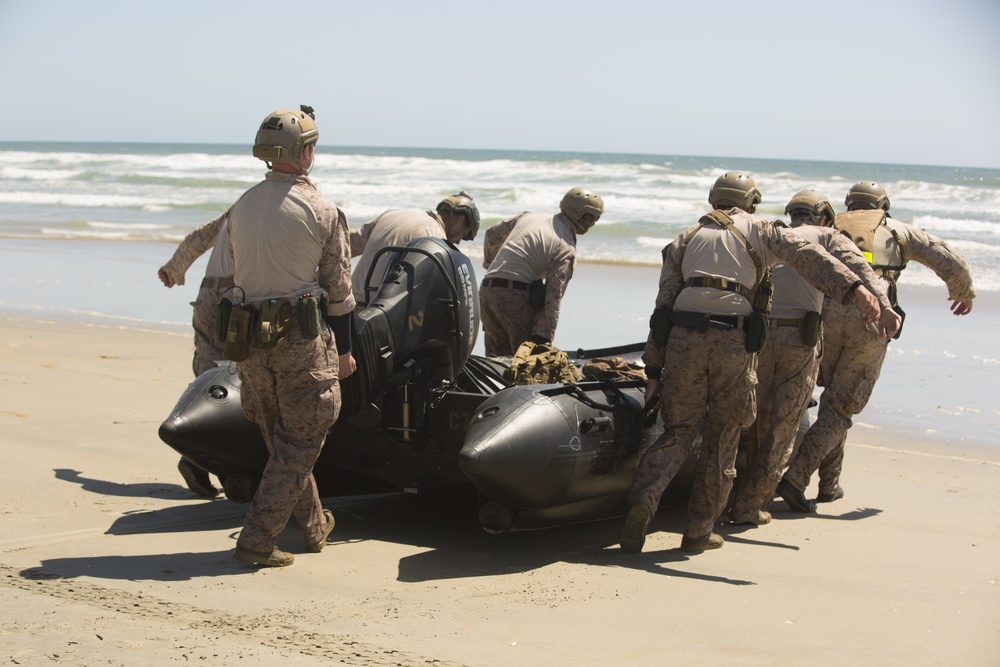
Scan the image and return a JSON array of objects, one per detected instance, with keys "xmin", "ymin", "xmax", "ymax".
[{"xmin": 1, "ymin": 276, "xmax": 998, "ymax": 665}]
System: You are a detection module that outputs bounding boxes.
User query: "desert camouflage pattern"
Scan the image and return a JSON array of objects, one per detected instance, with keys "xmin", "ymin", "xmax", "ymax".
[
  {"xmin": 235, "ymin": 326, "xmax": 342, "ymax": 552},
  {"xmin": 628, "ymin": 326, "xmax": 757, "ymax": 539},
  {"xmin": 837, "ymin": 214, "xmax": 976, "ymax": 305},
  {"xmin": 769, "ymin": 225, "xmax": 893, "ymax": 319},
  {"xmin": 158, "ymin": 212, "xmax": 229, "ymax": 287},
  {"xmin": 479, "ymin": 284, "xmax": 535, "ymax": 357},
  {"xmin": 228, "ymin": 172, "xmax": 355, "ymax": 316},
  {"xmin": 631, "ymin": 209, "xmax": 866, "ymax": 539},
  {"xmin": 782, "ymin": 215, "xmax": 976, "ymax": 497},
  {"xmin": 190, "ymin": 284, "xmax": 226, "ymax": 376},
  {"xmin": 642, "ymin": 209, "xmax": 864, "ymax": 370},
  {"xmin": 782, "ymin": 296, "xmax": 888, "ymax": 494},
  {"xmin": 729, "ymin": 224, "xmax": 892, "ymax": 515},
  {"xmin": 158, "ymin": 211, "xmax": 233, "ymax": 377},
  {"xmin": 884, "ymin": 217, "xmax": 976, "ymax": 303},
  {"xmin": 482, "ymin": 211, "xmax": 577, "ymax": 345},
  {"xmin": 730, "ymin": 324, "xmax": 818, "ymax": 517},
  {"xmin": 349, "ymin": 208, "xmax": 446, "ymax": 306},
  {"xmin": 228, "ymin": 171, "xmax": 354, "ymax": 555}
]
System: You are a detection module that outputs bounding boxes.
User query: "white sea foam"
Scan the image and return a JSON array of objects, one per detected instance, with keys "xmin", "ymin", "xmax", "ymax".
[{"xmin": 2, "ymin": 142, "xmax": 999, "ymax": 288}]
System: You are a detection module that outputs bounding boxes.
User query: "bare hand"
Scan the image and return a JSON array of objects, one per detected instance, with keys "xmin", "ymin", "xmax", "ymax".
[
  {"xmin": 876, "ymin": 307, "xmax": 902, "ymax": 338},
  {"xmin": 158, "ymin": 267, "xmax": 176, "ymax": 288},
  {"xmin": 853, "ymin": 285, "xmax": 879, "ymax": 322},
  {"xmin": 950, "ymin": 299, "xmax": 973, "ymax": 316},
  {"xmin": 339, "ymin": 352, "xmax": 357, "ymax": 379}
]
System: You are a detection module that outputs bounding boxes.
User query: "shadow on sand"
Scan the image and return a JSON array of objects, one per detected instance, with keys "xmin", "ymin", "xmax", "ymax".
[{"xmin": 23, "ymin": 484, "xmax": 883, "ymax": 586}]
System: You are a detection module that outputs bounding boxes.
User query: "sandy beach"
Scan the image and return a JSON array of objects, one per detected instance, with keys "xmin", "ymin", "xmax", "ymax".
[{"xmin": 1, "ymin": 263, "xmax": 998, "ymax": 665}]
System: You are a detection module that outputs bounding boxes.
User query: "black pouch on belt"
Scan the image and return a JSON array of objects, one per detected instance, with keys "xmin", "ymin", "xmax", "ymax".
[
  {"xmin": 649, "ymin": 306, "xmax": 674, "ymax": 345},
  {"xmin": 529, "ymin": 279, "xmax": 545, "ymax": 309},
  {"xmin": 743, "ymin": 313, "xmax": 767, "ymax": 353},
  {"xmin": 297, "ymin": 294, "xmax": 322, "ymax": 339},
  {"xmin": 800, "ymin": 310, "xmax": 822, "ymax": 347},
  {"xmin": 223, "ymin": 302, "xmax": 257, "ymax": 362},
  {"xmin": 215, "ymin": 298, "xmax": 233, "ymax": 343},
  {"xmin": 892, "ymin": 304, "xmax": 905, "ymax": 340}
]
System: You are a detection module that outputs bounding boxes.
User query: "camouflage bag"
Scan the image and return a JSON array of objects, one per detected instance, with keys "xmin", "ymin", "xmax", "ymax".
[
  {"xmin": 581, "ymin": 357, "xmax": 647, "ymax": 381},
  {"xmin": 506, "ymin": 341, "xmax": 583, "ymax": 385}
]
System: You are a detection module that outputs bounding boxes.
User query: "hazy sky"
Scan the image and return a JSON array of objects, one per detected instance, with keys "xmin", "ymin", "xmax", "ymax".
[{"xmin": 2, "ymin": 0, "xmax": 998, "ymax": 168}]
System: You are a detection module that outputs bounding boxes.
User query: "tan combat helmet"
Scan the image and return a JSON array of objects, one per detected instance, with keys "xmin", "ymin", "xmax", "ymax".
[
  {"xmin": 845, "ymin": 181, "xmax": 891, "ymax": 211},
  {"xmin": 437, "ymin": 191, "xmax": 481, "ymax": 241},
  {"xmin": 784, "ymin": 189, "xmax": 836, "ymax": 226},
  {"xmin": 253, "ymin": 105, "xmax": 319, "ymax": 172},
  {"xmin": 709, "ymin": 172, "xmax": 762, "ymax": 212},
  {"xmin": 560, "ymin": 187, "xmax": 604, "ymax": 234}
]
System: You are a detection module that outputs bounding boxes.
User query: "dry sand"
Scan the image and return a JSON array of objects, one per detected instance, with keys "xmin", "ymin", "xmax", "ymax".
[{"xmin": 1, "ymin": 314, "xmax": 998, "ymax": 666}]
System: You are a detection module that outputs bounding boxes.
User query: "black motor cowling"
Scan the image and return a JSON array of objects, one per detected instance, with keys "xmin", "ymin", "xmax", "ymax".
[{"xmin": 344, "ymin": 237, "xmax": 479, "ymax": 424}]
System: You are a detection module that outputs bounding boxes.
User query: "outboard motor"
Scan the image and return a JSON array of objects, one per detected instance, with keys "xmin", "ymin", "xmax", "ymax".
[{"xmin": 345, "ymin": 237, "xmax": 479, "ymax": 442}]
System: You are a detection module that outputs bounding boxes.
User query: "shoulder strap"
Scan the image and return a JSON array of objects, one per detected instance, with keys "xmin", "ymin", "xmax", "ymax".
[{"xmin": 679, "ymin": 210, "xmax": 764, "ymax": 288}]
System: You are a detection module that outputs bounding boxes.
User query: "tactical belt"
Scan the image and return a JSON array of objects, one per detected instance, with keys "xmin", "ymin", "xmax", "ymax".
[
  {"xmin": 685, "ymin": 276, "xmax": 752, "ymax": 301},
  {"xmin": 670, "ymin": 310, "xmax": 742, "ymax": 332},
  {"xmin": 770, "ymin": 317, "xmax": 804, "ymax": 327},
  {"xmin": 482, "ymin": 278, "xmax": 529, "ymax": 291},
  {"xmin": 201, "ymin": 276, "xmax": 235, "ymax": 290}
]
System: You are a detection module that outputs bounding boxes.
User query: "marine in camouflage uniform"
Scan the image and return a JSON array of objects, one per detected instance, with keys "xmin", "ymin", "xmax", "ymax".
[
  {"xmin": 619, "ymin": 173, "xmax": 882, "ymax": 554},
  {"xmin": 158, "ymin": 210, "xmax": 234, "ymax": 497},
  {"xmin": 228, "ymin": 106, "xmax": 356, "ymax": 568},
  {"xmin": 158, "ymin": 211, "xmax": 234, "ymax": 376},
  {"xmin": 729, "ymin": 191, "xmax": 899, "ymax": 525},
  {"xmin": 778, "ymin": 181, "xmax": 975, "ymax": 512},
  {"xmin": 479, "ymin": 187, "xmax": 603, "ymax": 357},
  {"xmin": 350, "ymin": 193, "xmax": 479, "ymax": 308}
]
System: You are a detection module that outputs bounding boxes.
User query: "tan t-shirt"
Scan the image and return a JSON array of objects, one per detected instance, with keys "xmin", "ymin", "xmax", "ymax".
[
  {"xmin": 350, "ymin": 208, "xmax": 446, "ymax": 305},
  {"xmin": 227, "ymin": 172, "xmax": 355, "ymax": 317}
]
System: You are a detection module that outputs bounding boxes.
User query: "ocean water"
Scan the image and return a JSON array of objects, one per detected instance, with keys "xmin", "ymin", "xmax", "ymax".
[
  {"xmin": 1, "ymin": 142, "xmax": 997, "ymax": 447},
  {"xmin": 2, "ymin": 141, "xmax": 999, "ymax": 292}
]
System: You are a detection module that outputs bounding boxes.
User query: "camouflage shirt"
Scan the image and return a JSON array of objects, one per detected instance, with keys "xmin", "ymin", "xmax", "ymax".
[
  {"xmin": 883, "ymin": 217, "xmax": 976, "ymax": 303},
  {"xmin": 769, "ymin": 225, "xmax": 892, "ymax": 319},
  {"xmin": 643, "ymin": 209, "xmax": 862, "ymax": 370},
  {"xmin": 159, "ymin": 210, "xmax": 231, "ymax": 284}
]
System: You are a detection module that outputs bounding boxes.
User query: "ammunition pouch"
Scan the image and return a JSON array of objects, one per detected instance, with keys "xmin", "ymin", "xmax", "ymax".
[
  {"xmin": 801, "ymin": 310, "xmax": 822, "ymax": 347},
  {"xmin": 893, "ymin": 304, "xmax": 905, "ymax": 340},
  {"xmin": 223, "ymin": 302, "xmax": 258, "ymax": 362},
  {"xmin": 529, "ymin": 279, "xmax": 546, "ymax": 309},
  {"xmin": 297, "ymin": 294, "xmax": 323, "ymax": 339},
  {"xmin": 215, "ymin": 298, "xmax": 233, "ymax": 343},
  {"xmin": 256, "ymin": 299, "xmax": 292, "ymax": 352},
  {"xmin": 743, "ymin": 313, "xmax": 768, "ymax": 353},
  {"xmin": 650, "ymin": 307, "xmax": 673, "ymax": 346},
  {"xmin": 743, "ymin": 272, "xmax": 773, "ymax": 353}
]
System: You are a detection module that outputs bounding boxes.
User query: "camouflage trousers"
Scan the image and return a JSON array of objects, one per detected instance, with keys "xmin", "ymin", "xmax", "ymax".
[
  {"xmin": 783, "ymin": 299, "xmax": 888, "ymax": 496},
  {"xmin": 731, "ymin": 324, "xmax": 818, "ymax": 517},
  {"xmin": 191, "ymin": 284, "xmax": 227, "ymax": 377},
  {"xmin": 235, "ymin": 325, "xmax": 342, "ymax": 553},
  {"xmin": 628, "ymin": 325, "xmax": 757, "ymax": 539},
  {"xmin": 480, "ymin": 285, "xmax": 537, "ymax": 357}
]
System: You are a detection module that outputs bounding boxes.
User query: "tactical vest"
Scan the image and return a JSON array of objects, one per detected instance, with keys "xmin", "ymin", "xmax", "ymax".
[
  {"xmin": 834, "ymin": 210, "xmax": 907, "ymax": 280},
  {"xmin": 677, "ymin": 210, "xmax": 770, "ymax": 306}
]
